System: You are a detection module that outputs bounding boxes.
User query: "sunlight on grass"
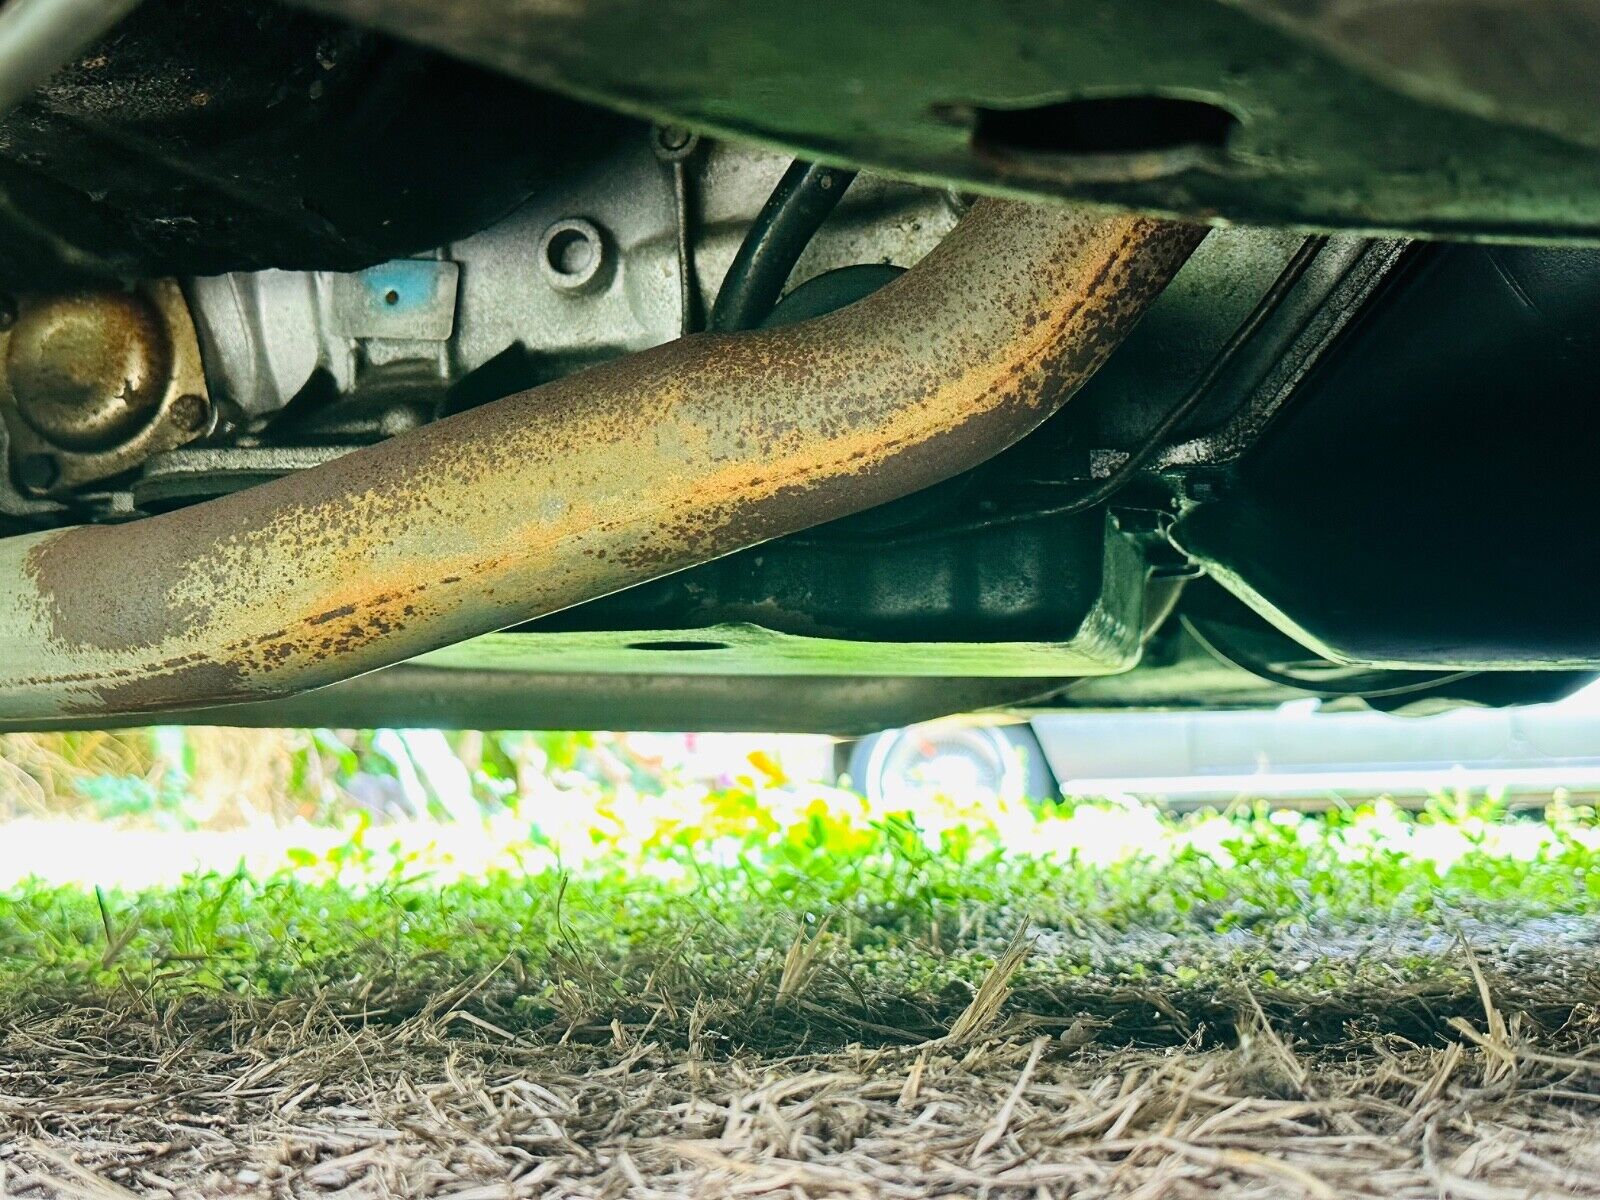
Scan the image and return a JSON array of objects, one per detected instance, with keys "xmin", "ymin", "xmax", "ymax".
[
  {"xmin": 1, "ymin": 724, "xmax": 1598, "ymax": 1035},
  {"xmin": 0, "ymin": 774, "xmax": 1597, "ymax": 1005}
]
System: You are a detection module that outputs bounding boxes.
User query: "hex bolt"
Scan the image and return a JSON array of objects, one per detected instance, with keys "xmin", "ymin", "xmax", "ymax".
[
  {"xmin": 652, "ymin": 124, "xmax": 699, "ymax": 161},
  {"xmin": 16, "ymin": 452, "xmax": 58, "ymax": 495},
  {"xmin": 170, "ymin": 392, "xmax": 212, "ymax": 435}
]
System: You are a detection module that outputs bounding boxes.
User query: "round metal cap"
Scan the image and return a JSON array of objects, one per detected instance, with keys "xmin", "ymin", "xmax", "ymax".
[
  {"xmin": 538, "ymin": 218, "xmax": 610, "ymax": 295},
  {"xmin": 8, "ymin": 291, "xmax": 172, "ymax": 453}
]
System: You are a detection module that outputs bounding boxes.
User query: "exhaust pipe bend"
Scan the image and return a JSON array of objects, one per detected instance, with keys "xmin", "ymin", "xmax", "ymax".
[{"xmin": 0, "ymin": 200, "xmax": 1202, "ymax": 718}]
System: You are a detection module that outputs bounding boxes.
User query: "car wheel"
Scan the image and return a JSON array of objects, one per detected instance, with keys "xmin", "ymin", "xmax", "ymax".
[{"xmin": 842, "ymin": 722, "xmax": 1058, "ymax": 807}]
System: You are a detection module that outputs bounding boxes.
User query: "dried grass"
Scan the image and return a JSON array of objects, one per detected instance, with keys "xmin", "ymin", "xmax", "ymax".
[{"xmin": 2, "ymin": 956, "xmax": 1599, "ymax": 1199}]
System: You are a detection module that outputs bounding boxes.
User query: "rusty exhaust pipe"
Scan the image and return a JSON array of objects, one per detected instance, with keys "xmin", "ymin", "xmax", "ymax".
[{"xmin": 0, "ymin": 200, "xmax": 1201, "ymax": 718}]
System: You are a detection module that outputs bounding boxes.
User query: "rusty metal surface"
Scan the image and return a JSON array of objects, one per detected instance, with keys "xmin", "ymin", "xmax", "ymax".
[
  {"xmin": 0, "ymin": 279, "xmax": 211, "ymax": 495},
  {"xmin": 0, "ymin": 199, "xmax": 1201, "ymax": 718},
  {"xmin": 0, "ymin": 0, "xmax": 146, "ymax": 120}
]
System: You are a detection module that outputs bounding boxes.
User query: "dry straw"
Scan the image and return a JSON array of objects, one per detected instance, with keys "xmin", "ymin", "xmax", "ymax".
[{"xmin": 4, "ymin": 946, "xmax": 1600, "ymax": 1199}]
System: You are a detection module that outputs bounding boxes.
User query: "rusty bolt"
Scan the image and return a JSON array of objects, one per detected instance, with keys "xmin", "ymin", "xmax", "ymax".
[
  {"xmin": 170, "ymin": 392, "xmax": 212, "ymax": 435},
  {"xmin": 15, "ymin": 453, "xmax": 58, "ymax": 495}
]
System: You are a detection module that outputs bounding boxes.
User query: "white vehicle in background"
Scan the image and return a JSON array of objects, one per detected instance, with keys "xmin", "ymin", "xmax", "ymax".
[{"xmin": 845, "ymin": 686, "xmax": 1600, "ymax": 810}]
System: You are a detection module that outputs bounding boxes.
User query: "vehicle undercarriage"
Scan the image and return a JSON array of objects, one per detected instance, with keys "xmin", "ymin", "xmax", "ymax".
[{"xmin": 1, "ymin": 0, "xmax": 1597, "ymax": 732}]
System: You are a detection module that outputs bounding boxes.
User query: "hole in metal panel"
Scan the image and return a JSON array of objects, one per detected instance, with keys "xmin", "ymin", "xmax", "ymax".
[{"xmin": 972, "ymin": 95, "xmax": 1239, "ymax": 156}]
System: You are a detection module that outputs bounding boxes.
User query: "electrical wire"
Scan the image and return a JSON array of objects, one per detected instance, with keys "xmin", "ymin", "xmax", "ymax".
[
  {"xmin": 804, "ymin": 232, "xmax": 1333, "ymax": 548},
  {"xmin": 939, "ymin": 233, "xmax": 1334, "ymax": 538},
  {"xmin": 1180, "ymin": 613, "xmax": 1476, "ymax": 699}
]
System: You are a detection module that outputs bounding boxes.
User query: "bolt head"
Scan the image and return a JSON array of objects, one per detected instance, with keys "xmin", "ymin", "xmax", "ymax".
[
  {"xmin": 16, "ymin": 453, "xmax": 58, "ymax": 495},
  {"xmin": 170, "ymin": 392, "xmax": 212, "ymax": 434},
  {"xmin": 652, "ymin": 125, "xmax": 699, "ymax": 161}
]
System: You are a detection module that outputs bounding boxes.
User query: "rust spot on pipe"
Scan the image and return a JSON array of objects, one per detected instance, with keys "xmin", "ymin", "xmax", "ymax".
[{"xmin": 7, "ymin": 200, "xmax": 1203, "ymax": 717}]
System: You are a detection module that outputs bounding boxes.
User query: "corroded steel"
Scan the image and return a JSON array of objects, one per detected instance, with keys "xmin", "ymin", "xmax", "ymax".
[
  {"xmin": 10, "ymin": 291, "xmax": 171, "ymax": 451},
  {"xmin": 0, "ymin": 200, "xmax": 1202, "ymax": 717},
  {"xmin": 0, "ymin": 280, "xmax": 211, "ymax": 494}
]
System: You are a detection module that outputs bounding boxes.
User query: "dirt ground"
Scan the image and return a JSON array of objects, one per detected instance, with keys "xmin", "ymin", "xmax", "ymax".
[{"xmin": 3, "ymin": 921, "xmax": 1599, "ymax": 1199}]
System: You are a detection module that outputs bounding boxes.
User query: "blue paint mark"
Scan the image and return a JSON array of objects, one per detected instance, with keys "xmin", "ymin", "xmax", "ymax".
[{"xmin": 358, "ymin": 261, "xmax": 443, "ymax": 316}]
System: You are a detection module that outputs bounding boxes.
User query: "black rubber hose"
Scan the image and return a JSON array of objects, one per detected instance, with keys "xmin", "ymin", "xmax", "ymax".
[{"xmin": 709, "ymin": 160, "xmax": 857, "ymax": 332}]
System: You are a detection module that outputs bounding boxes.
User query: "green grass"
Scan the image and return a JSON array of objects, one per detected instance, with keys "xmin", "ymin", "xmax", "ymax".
[
  {"xmin": 6, "ymin": 743, "xmax": 1599, "ymax": 1198},
  {"xmin": 2, "ymin": 786, "xmax": 1597, "ymax": 1051}
]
